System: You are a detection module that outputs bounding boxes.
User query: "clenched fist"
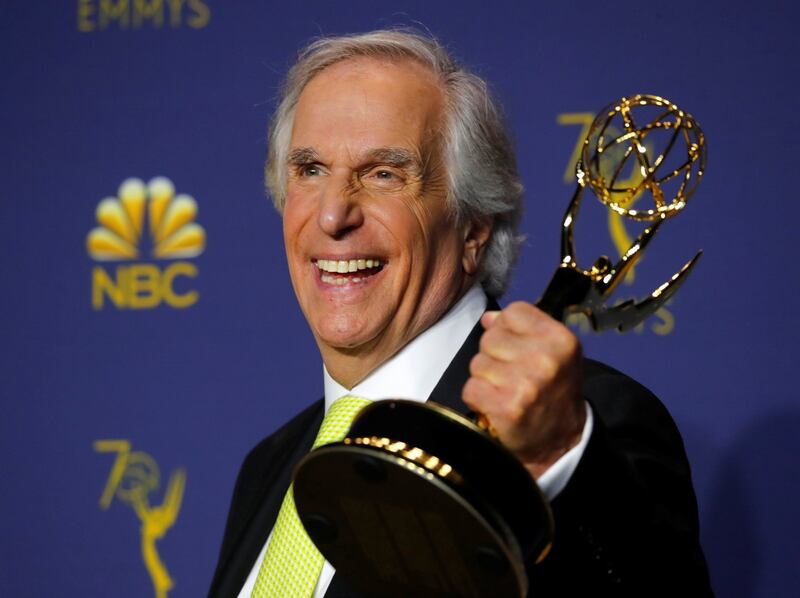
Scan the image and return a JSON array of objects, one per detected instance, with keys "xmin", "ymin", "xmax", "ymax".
[{"xmin": 462, "ymin": 301, "xmax": 585, "ymax": 479}]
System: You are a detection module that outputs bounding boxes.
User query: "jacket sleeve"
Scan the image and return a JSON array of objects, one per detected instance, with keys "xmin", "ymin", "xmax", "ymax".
[{"xmin": 527, "ymin": 360, "xmax": 714, "ymax": 596}]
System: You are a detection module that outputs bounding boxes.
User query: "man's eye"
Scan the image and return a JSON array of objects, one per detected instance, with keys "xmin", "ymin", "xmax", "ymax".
[
  {"xmin": 299, "ymin": 165, "xmax": 321, "ymax": 176},
  {"xmin": 364, "ymin": 168, "xmax": 405, "ymax": 190}
]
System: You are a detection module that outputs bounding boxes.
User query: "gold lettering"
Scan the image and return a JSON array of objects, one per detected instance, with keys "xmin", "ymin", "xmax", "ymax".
[
  {"xmin": 99, "ymin": 0, "xmax": 130, "ymax": 29},
  {"xmin": 161, "ymin": 262, "xmax": 199, "ymax": 308},
  {"xmin": 133, "ymin": 0, "xmax": 163, "ymax": 27},
  {"xmin": 127, "ymin": 264, "xmax": 161, "ymax": 308},
  {"xmin": 79, "ymin": 0, "xmax": 208, "ymax": 31},
  {"xmin": 167, "ymin": 0, "xmax": 183, "ymax": 27},
  {"xmin": 92, "ymin": 263, "xmax": 199, "ymax": 310},
  {"xmin": 77, "ymin": 0, "xmax": 96, "ymax": 32},
  {"xmin": 92, "ymin": 266, "xmax": 126, "ymax": 310},
  {"xmin": 651, "ymin": 306, "xmax": 674, "ymax": 336},
  {"xmin": 186, "ymin": 0, "xmax": 210, "ymax": 28},
  {"xmin": 94, "ymin": 440, "xmax": 131, "ymax": 508},
  {"xmin": 556, "ymin": 112, "xmax": 595, "ymax": 183}
]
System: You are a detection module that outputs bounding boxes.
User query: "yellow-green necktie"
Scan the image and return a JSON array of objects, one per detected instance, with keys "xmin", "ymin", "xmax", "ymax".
[{"xmin": 251, "ymin": 394, "xmax": 371, "ymax": 598}]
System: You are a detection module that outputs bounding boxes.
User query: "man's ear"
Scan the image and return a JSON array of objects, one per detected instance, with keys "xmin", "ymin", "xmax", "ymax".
[{"xmin": 462, "ymin": 216, "xmax": 493, "ymax": 276}]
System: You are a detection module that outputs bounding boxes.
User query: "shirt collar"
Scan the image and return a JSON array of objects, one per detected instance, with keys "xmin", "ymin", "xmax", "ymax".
[{"xmin": 324, "ymin": 285, "xmax": 487, "ymax": 411}]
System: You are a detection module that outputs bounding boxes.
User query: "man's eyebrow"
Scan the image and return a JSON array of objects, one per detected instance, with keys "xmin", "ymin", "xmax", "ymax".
[
  {"xmin": 363, "ymin": 147, "xmax": 422, "ymax": 171},
  {"xmin": 287, "ymin": 147, "xmax": 320, "ymax": 164},
  {"xmin": 287, "ymin": 146, "xmax": 423, "ymax": 171}
]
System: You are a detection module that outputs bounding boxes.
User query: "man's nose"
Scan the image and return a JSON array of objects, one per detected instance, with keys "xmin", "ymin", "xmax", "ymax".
[{"xmin": 317, "ymin": 181, "xmax": 364, "ymax": 237}]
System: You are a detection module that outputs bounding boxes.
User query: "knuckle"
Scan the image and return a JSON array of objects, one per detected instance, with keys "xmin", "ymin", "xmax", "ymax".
[
  {"xmin": 508, "ymin": 301, "xmax": 540, "ymax": 332},
  {"xmin": 469, "ymin": 354, "xmax": 483, "ymax": 375},
  {"xmin": 481, "ymin": 327, "xmax": 507, "ymax": 354},
  {"xmin": 462, "ymin": 377, "xmax": 478, "ymax": 402},
  {"xmin": 505, "ymin": 302, "xmax": 528, "ymax": 323},
  {"xmin": 479, "ymin": 329, "xmax": 496, "ymax": 352},
  {"xmin": 508, "ymin": 300, "xmax": 530, "ymax": 313},
  {"xmin": 470, "ymin": 353, "xmax": 493, "ymax": 377},
  {"xmin": 536, "ymin": 353, "xmax": 559, "ymax": 380}
]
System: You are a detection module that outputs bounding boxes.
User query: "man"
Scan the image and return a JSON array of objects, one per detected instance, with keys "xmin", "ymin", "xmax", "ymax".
[{"xmin": 210, "ymin": 30, "xmax": 712, "ymax": 597}]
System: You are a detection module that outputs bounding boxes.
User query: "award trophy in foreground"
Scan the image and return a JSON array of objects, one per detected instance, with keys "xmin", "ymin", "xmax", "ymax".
[{"xmin": 293, "ymin": 94, "xmax": 706, "ymax": 597}]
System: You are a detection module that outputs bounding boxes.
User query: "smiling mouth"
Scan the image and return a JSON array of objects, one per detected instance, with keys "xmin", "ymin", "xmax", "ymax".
[{"xmin": 315, "ymin": 258, "xmax": 385, "ymax": 285}]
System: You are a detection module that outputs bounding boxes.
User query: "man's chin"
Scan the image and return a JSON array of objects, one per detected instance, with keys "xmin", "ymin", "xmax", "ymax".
[{"xmin": 314, "ymin": 320, "xmax": 382, "ymax": 354}]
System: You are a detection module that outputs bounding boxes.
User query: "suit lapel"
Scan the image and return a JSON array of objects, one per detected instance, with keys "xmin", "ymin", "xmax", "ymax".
[{"xmin": 427, "ymin": 315, "xmax": 485, "ymax": 415}]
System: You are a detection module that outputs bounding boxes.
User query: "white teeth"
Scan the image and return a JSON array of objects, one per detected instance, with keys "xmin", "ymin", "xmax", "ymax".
[
  {"xmin": 316, "ymin": 258, "xmax": 384, "ymax": 273},
  {"xmin": 321, "ymin": 274, "xmax": 349, "ymax": 285}
]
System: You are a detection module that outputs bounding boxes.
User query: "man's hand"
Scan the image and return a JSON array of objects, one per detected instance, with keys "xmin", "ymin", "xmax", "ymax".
[{"xmin": 462, "ymin": 301, "xmax": 585, "ymax": 479}]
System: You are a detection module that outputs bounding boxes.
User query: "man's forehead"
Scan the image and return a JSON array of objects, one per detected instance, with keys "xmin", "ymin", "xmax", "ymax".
[
  {"xmin": 290, "ymin": 57, "xmax": 445, "ymax": 162},
  {"xmin": 304, "ymin": 55, "xmax": 440, "ymax": 88},
  {"xmin": 294, "ymin": 56, "xmax": 445, "ymax": 120}
]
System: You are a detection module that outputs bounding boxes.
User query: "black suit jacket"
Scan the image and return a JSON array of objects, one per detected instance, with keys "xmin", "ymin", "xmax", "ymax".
[{"xmin": 209, "ymin": 321, "xmax": 712, "ymax": 597}]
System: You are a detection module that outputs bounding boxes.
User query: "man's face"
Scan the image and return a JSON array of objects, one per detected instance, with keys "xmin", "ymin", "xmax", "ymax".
[{"xmin": 283, "ymin": 57, "xmax": 485, "ymax": 384}]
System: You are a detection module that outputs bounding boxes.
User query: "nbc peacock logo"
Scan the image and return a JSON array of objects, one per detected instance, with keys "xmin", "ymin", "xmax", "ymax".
[{"xmin": 87, "ymin": 177, "xmax": 206, "ymax": 310}]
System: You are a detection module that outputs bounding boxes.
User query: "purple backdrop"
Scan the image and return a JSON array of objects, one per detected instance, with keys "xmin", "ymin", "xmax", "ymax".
[{"xmin": 1, "ymin": 1, "xmax": 798, "ymax": 596}]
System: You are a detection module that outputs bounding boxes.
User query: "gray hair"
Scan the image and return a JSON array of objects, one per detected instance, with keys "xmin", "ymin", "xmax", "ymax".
[{"xmin": 265, "ymin": 29, "xmax": 523, "ymax": 297}]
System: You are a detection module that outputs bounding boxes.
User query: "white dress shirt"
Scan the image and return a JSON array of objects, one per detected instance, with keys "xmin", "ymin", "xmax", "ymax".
[{"xmin": 238, "ymin": 285, "xmax": 593, "ymax": 598}]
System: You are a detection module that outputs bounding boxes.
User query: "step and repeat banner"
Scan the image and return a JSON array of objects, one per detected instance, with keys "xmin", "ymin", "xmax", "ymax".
[{"xmin": 2, "ymin": 1, "xmax": 797, "ymax": 596}]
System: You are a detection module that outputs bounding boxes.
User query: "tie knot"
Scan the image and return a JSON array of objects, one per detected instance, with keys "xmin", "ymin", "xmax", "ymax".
[{"xmin": 313, "ymin": 394, "xmax": 371, "ymax": 449}]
